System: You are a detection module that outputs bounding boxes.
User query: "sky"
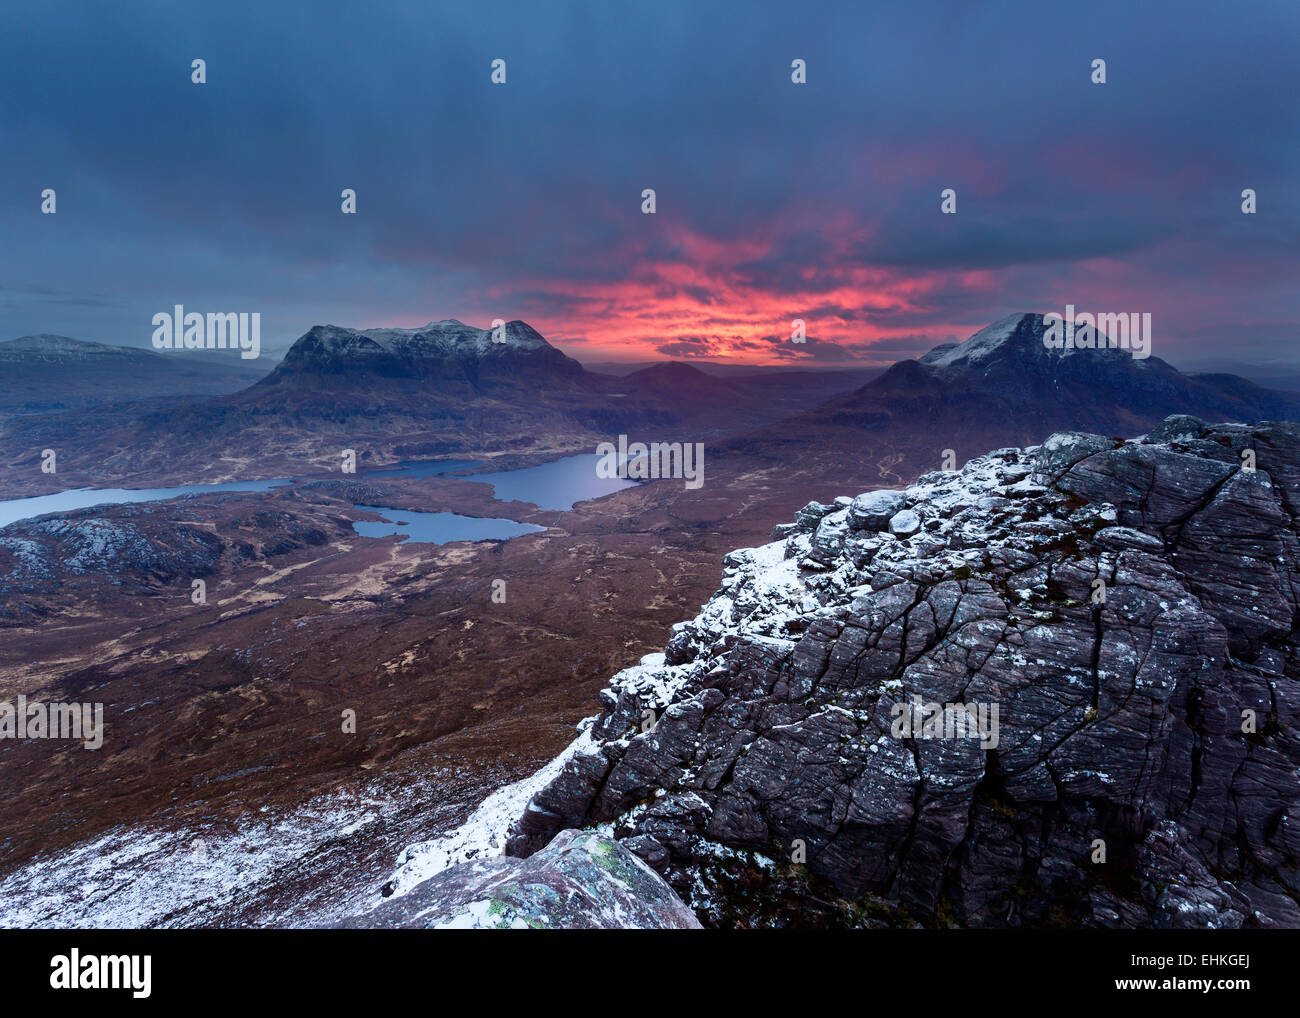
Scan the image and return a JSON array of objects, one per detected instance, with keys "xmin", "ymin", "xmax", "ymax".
[{"xmin": 1, "ymin": 0, "xmax": 1297, "ymax": 367}]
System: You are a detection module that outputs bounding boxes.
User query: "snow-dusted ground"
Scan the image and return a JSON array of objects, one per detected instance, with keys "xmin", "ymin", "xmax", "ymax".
[
  {"xmin": 0, "ymin": 787, "xmax": 392, "ymax": 928},
  {"xmin": 0, "ymin": 656, "xmax": 705, "ymax": 928},
  {"xmin": 0, "ymin": 752, "xmax": 529, "ymax": 929},
  {"xmin": 368, "ymin": 721, "xmax": 598, "ymax": 903}
]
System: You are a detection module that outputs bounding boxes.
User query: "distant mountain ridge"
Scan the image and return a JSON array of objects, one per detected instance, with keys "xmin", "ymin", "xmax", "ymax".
[
  {"xmin": 260, "ymin": 320, "xmax": 588, "ymax": 393},
  {"xmin": 724, "ymin": 312, "xmax": 1300, "ymax": 486},
  {"xmin": 6, "ymin": 312, "xmax": 1295, "ymax": 495},
  {"xmin": 1, "ymin": 334, "xmax": 151, "ymax": 361},
  {"xmin": 621, "ymin": 361, "xmax": 752, "ymax": 402},
  {"xmin": 0, "ymin": 333, "xmax": 270, "ymax": 414},
  {"xmin": 0, "ymin": 319, "xmax": 863, "ymax": 491}
]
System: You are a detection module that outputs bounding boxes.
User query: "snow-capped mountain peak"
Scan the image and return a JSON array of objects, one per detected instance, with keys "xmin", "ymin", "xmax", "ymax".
[{"xmin": 919, "ymin": 313, "xmax": 1038, "ymax": 368}]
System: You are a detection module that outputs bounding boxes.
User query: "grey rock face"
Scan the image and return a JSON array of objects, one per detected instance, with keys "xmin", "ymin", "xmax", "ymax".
[
  {"xmin": 506, "ymin": 417, "xmax": 1300, "ymax": 929},
  {"xmin": 849, "ymin": 489, "xmax": 907, "ymax": 530},
  {"xmin": 809, "ymin": 510, "xmax": 851, "ymax": 564},
  {"xmin": 887, "ymin": 508, "xmax": 921, "ymax": 536},
  {"xmin": 343, "ymin": 829, "xmax": 701, "ymax": 929},
  {"xmin": 1030, "ymin": 431, "xmax": 1121, "ymax": 485},
  {"xmin": 1094, "ymin": 526, "xmax": 1164, "ymax": 552},
  {"xmin": 794, "ymin": 501, "xmax": 836, "ymax": 532},
  {"xmin": 1147, "ymin": 414, "xmax": 1208, "ymax": 444}
]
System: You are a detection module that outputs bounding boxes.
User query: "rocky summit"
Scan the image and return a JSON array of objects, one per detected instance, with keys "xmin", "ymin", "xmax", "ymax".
[
  {"xmin": 259, "ymin": 319, "xmax": 588, "ymax": 392},
  {"xmin": 502, "ymin": 415, "xmax": 1300, "ymax": 928}
]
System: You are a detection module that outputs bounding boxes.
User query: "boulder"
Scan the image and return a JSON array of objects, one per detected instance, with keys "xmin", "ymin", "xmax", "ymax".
[
  {"xmin": 794, "ymin": 501, "xmax": 836, "ymax": 532},
  {"xmin": 346, "ymin": 830, "xmax": 701, "ymax": 929},
  {"xmin": 848, "ymin": 489, "xmax": 906, "ymax": 530},
  {"xmin": 1146, "ymin": 413, "xmax": 1208, "ymax": 444},
  {"xmin": 887, "ymin": 509, "xmax": 921, "ymax": 536},
  {"xmin": 1030, "ymin": 430, "xmax": 1120, "ymax": 485},
  {"xmin": 810, "ymin": 510, "xmax": 851, "ymax": 561}
]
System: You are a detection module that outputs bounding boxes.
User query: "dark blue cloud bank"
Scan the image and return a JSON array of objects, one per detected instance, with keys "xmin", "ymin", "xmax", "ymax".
[{"xmin": 0, "ymin": 0, "xmax": 1295, "ymax": 366}]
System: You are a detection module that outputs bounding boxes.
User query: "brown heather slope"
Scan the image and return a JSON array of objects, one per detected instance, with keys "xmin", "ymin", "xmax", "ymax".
[{"xmin": 0, "ymin": 455, "xmax": 822, "ymax": 908}]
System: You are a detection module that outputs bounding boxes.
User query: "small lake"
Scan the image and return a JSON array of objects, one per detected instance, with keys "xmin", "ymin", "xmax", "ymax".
[
  {"xmin": 461, "ymin": 454, "xmax": 636, "ymax": 511},
  {"xmin": 0, "ymin": 478, "xmax": 292, "ymax": 532},
  {"xmin": 0, "ymin": 453, "xmax": 636, "ymax": 544},
  {"xmin": 361, "ymin": 453, "xmax": 636, "ymax": 511},
  {"xmin": 352, "ymin": 506, "xmax": 545, "ymax": 544}
]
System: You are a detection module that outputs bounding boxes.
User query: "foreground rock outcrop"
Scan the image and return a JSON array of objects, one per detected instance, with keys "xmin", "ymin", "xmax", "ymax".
[
  {"xmin": 346, "ymin": 829, "xmax": 700, "ymax": 929},
  {"xmin": 505, "ymin": 417, "xmax": 1300, "ymax": 928}
]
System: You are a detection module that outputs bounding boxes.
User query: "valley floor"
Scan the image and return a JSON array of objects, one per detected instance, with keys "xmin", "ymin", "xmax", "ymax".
[{"xmin": 0, "ymin": 449, "xmax": 865, "ymax": 925}]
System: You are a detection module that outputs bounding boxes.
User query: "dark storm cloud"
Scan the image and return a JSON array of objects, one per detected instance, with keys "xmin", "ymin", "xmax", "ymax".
[
  {"xmin": 656, "ymin": 332, "xmax": 858, "ymax": 363},
  {"xmin": 0, "ymin": 0, "xmax": 1295, "ymax": 362},
  {"xmin": 767, "ymin": 336, "xmax": 860, "ymax": 362},
  {"xmin": 654, "ymin": 335, "xmax": 772, "ymax": 359}
]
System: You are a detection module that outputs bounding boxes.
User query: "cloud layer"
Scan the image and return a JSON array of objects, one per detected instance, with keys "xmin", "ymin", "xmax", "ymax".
[{"xmin": 1, "ymin": 0, "xmax": 1296, "ymax": 366}]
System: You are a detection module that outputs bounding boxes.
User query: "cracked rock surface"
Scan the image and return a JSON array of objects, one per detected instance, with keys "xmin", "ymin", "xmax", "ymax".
[{"xmin": 505, "ymin": 417, "xmax": 1300, "ymax": 928}]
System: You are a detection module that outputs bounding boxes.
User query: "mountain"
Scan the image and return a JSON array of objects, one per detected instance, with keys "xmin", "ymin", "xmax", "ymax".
[
  {"xmin": 0, "ymin": 320, "xmax": 669, "ymax": 491},
  {"xmin": 725, "ymin": 313, "xmax": 1300, "ymax": 487},
  {"xmin": 607, "ymin": 360, "xmax": 884, "ymax": 423},
  {"xmin": 621, "ymin": 361, "xmax": 753, "ymax": 403},
  {"xmin": 217, "ymin": 318, "xmax": 639, "ymax": 464},
  {"xmin": 0, "ymin": 319, "xmax": 874, "ymax": 494},
  {"xmin": 0, "ymin": 334, "xmax": 270, "ymax": 413},
  {"xmin": 257, "ymin": 320, "xmax": 589, "ymax": 395},
  {"xmin": 7, "ymin": 310, "xmax": 1294, "ymax": 497},
  {"xmin": 2, "ymin": 334, "xmax": 151, "ymax": 363},
  {"xmin": 367, "ymin": 416, "xmax": 1299, "ymax": 928},
  {"xmin": 913, "ymin": 312, "xmax": 1300, "ymax": 424},
  {"xmin": 1181, "ymin": 356, "xmax": 1300, "ymax": 394}
]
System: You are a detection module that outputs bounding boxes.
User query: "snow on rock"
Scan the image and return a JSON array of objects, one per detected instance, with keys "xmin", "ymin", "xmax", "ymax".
[
  {"xmin": 0, "ymin": 786, "xmax": 397, "ymax": 929},
  {"xmin": 493, "ymin": 418, "xmax": 1300, "ymax": 929},
  {"xmin": 371, "ymin": 721, "xmax": 599, "ymax": 903},
  {"xmin": 918, "ymin": 312, "xmax": 1032, "ymax": 368},
  {"xmin": 344, "ymin": 829, "xmax": 700, "ymax": 930}
]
